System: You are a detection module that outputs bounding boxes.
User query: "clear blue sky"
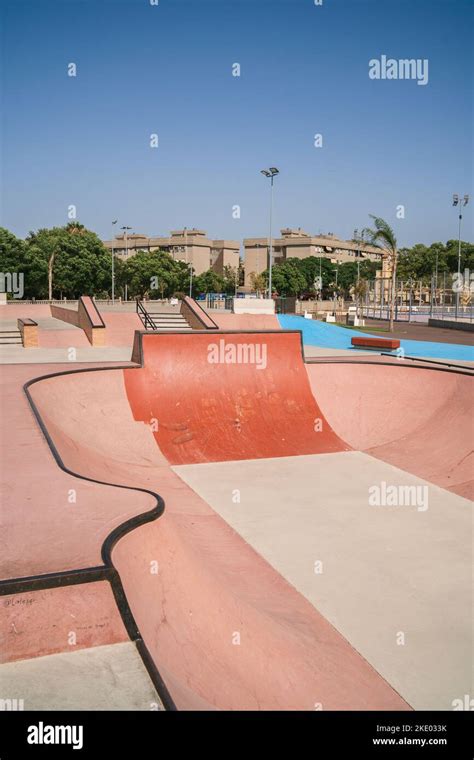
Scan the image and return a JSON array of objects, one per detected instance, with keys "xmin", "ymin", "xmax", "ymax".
[{"xmin": 1, "ymin": 0, "xmax": 472, "ymax": 248}]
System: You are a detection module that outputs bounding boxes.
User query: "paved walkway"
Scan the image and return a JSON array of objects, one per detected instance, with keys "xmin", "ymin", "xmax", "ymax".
[
  {"xmin": 0, "ymin": 346, "xmax": 132, "ymax": 363},
  {"xmin": 363, "ymin": 318, "xmax": 474, "ymax": 344},
  {"xmin": 0, "ymin": 642, "xmax": 163, "ymax": 710},
  {"xmin": 279, "ymin": 315, "xmax": 474, "ymax": 362}
]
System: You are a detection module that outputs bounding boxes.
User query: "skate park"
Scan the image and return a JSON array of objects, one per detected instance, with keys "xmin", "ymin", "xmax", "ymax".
[{"xmin": 0, "ymin": 296, "xmax": 472, "ymax": 712}]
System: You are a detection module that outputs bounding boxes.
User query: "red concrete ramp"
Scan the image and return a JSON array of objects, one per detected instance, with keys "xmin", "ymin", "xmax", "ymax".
[{"xmin": 124, "ymin": 331, "xmax": 349, "ymax": 465}]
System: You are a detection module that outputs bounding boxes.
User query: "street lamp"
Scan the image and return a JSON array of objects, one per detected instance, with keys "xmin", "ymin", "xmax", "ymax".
[
  {"xmin": 260, "ymin": 167, "xmax": 279, "ymax": 299},
  {"xmin": 452, "ymin": 194, "xmax": 469, "ymax": 317},
  {"xmin": 121, "ymin": 226, "xmax": 132, "ymax": 301},
  {"xmin": 111, "ymin": 220, "xmax": 118, "ymax": 304},
  {"xmin": 120, "ymin": 226, "xmax": 132, "ymax": 261}
]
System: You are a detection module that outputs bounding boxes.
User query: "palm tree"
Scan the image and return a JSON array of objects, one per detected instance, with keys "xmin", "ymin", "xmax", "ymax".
[{"xmin": 363, "ymin": 216, "xmax": 398, "ymax": 331}]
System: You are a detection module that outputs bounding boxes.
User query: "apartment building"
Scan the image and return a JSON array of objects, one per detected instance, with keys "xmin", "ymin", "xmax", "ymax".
[
  {"xmin": 243, "ymin": 228, "xmax": 386, "ymax": 288},
  {"xmin": 104, "ymin": 228, "xmax": 240, "ymax": 277}
]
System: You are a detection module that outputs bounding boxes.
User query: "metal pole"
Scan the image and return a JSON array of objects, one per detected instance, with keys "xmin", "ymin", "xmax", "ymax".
[
  {"xmin": 111, "ymin": 220, "xmax": 118, "ymax": 304},
  {"xmin": 111, "ymin": 239, "xmax": 115, "ymax": 304},
  {"xmin": 443, "ymin": 271, "xmax": 446, "ymax": 318},
  {"xmin": 456, "ymin": 208, "xmax": 462, "ymax": 319},
  {"xmin": 268, "ymin": 176, "xmax": 274, "ymax": 299}
]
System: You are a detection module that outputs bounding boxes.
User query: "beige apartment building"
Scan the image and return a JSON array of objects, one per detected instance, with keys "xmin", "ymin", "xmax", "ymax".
[
  {"xmin": 104, "ymin": 228, "xmax": 240, "ymax": 276},
  {"xmin": 243, "ymin": 228, "xmax": 386, "ymax": 289}
]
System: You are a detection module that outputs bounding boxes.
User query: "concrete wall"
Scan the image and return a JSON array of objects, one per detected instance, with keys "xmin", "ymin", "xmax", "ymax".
[{"xmin": 233, "ymin": 298, "xmax": 275, "ymax": 315}]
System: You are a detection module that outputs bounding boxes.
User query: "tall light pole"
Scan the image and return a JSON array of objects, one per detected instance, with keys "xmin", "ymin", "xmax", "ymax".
[
  {"xmin": 453, "ymin": 194, "xmax": 469, "ymax": 317},
  {"xmin": 261, "ymin": 167, "xmax": 279, "ymax": 299},
  {"xmin": 111, "ymin": 220, "xmax": 118, "ymax": 303},
  {"xmin": 121, "ymin": 226, "xmax": 132, "ymax": 301}
]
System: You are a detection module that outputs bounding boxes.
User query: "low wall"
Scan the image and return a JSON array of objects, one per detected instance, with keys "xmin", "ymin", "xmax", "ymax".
[
  {"xmin": 428, "ymin": 318, "xmax": 474, "ymax": 333},
  {"xmin": 232, "ymin": 298, "xmax": 275, "ymax": 315},
  {"xmin": 50, "ymin": 304, "xmax": 79, "ymax": 327}
]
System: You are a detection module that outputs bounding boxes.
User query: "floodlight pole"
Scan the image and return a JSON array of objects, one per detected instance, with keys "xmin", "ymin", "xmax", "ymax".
[
  {"xmin": 111, "ymin": 220, "xmax": 118, "ymax": 303},
  {"xmin": 453, "ymin": 194, "xmax": 469, "ymax": 318},
  {"xmin": 261, "ymin": 168, "xmax": 279, "ymax": 299}
]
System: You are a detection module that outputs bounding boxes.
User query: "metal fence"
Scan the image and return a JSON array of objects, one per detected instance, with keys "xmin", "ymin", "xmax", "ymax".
[{"xmin": 360, "ymin": 278, "xmax": 474, "ymax": 323}]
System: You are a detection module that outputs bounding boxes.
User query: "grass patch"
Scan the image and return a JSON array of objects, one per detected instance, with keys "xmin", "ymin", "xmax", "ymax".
[{"xmin": 335, "ymin": 322, "xmax": 389, "ymax": 333}]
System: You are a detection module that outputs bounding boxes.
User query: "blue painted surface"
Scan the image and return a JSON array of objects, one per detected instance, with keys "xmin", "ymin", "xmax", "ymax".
[{"xmin": 278, "ymin": 315, "xmax": 474, "ymax": 362}]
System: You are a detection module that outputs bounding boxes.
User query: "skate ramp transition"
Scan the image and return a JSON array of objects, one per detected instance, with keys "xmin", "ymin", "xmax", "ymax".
[
  {"xmin": 125, "ymin": 330, "xmax": 349, "ymax": 464},
  {"xmin": 21, "ymin": 328, "xmax": 472, "ymax": 710}
]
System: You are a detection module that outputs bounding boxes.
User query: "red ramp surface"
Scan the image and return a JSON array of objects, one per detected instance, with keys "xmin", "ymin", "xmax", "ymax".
[{"xmin": 124, "ymin": 331, "xmax": 349, "ymax": 464}]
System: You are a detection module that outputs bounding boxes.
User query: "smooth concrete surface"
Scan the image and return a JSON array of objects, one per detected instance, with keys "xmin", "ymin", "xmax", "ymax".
[
  {"xmin": 1, "ymin": 582, "xmax": 128, "ymax": 664},
  {"xmin": 0, "ymin": 642, "xmax": 163, "ymax": 710},
  {"xmin": 174, "ymin": 452, "xmax": 473, "ymax": 711},
  {"xmin": 303, "ymin": 345, "xmax": 375, "ymax": 358},
  {"xmin": 29, "ymin": 366, "xmax": 408, "ymax": 710},
  {"xmin": 124, "ymin": 331, "xmax": 349, "ymax": 464},
  {"xmin": 0, "ymin": 346, "xmax": 132, "ymax": 363},
  {"xmin": 0, "ymin": 364, "xmax": 154, "ymax": 578},
  {"xmin": 307, "ymin": 362, "xmax": 474, "ymax": 499},
  {"xmin": 4, "ymin": 324, "xmax": 471, "ymax": 711}
]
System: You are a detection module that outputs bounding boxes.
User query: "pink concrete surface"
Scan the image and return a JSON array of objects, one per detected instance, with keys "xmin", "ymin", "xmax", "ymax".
[
  {"xmin": 124, "ymin": 332, "xmax": 348, "ymax": 464},
  {"xmin": 31, "ymin": 366, "xmax": 409, "ymax": 710},
  {"xmin": 306, "ymin": 362, "xmax": 473, "ymax": 499},
  {"xmin": 39, "ymin": 329, "xmax": 90, "ymax": 349},
  {"xmin": 0, "ymin": 304, "xmax": 52, "ymax": 322},
  {"xmin": 0, "ymin": 364, "xmax": 155, "ymax": 579},
  {"xmin": 101, "ymin": 312, "xmax": 143, "ymax": 346},
  {"xmin": 1, "ymin": 582, "xmax": 128, "ymax": 664}
]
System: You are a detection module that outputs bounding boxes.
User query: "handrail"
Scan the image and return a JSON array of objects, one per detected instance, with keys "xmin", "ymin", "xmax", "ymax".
[{"xmin": 136, "ymin": 299, "xmax": 157, "ymax": 330}]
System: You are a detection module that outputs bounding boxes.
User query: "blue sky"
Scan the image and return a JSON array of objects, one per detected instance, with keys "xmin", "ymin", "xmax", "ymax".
[{"xmin": 1, "ymin": 0, "xmax": 472, "ymax": 248}]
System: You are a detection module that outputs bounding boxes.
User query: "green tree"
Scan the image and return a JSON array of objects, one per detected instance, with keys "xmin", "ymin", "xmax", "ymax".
[
  {"xmin": 193, "ymin": 269, "xmax": 225, "ymax": 295},
  {"xmin": 249, "ymin": 272, "xmax": 266, "ymax": 295},
  {"xmin": 25, "ymin": 222, "xmax": 112, "ymax": 299},
  {"xmin": 119, "ymin": 249, "xmax": 189, "ymax": 299},
  {"xmin": 222, "ymin": 264, "xmax": 239, "ymax": 295},
  {"xmin": 0, "ymin": 227, "xmax": 48, "ymax": 299},
  {"xmin": 270, "ymin": 261, "xmax": 307, "ymax": 296}
]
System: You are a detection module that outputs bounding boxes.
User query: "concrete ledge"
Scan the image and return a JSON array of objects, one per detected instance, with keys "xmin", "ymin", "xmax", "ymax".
[
  {"xmin": 51, "ymin": 297, "xmax": 106, "ymax": 346},
  {"xmin": 17, "ymin": 318, "xmax": 38, "ymax": 348},
  {"xmin": 352, "ymin": 336, "xmax": 400, "ymax": 350},
  {"xmin": 429, "ymin": 318, "xmax": 474, "ymax": 332}
]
